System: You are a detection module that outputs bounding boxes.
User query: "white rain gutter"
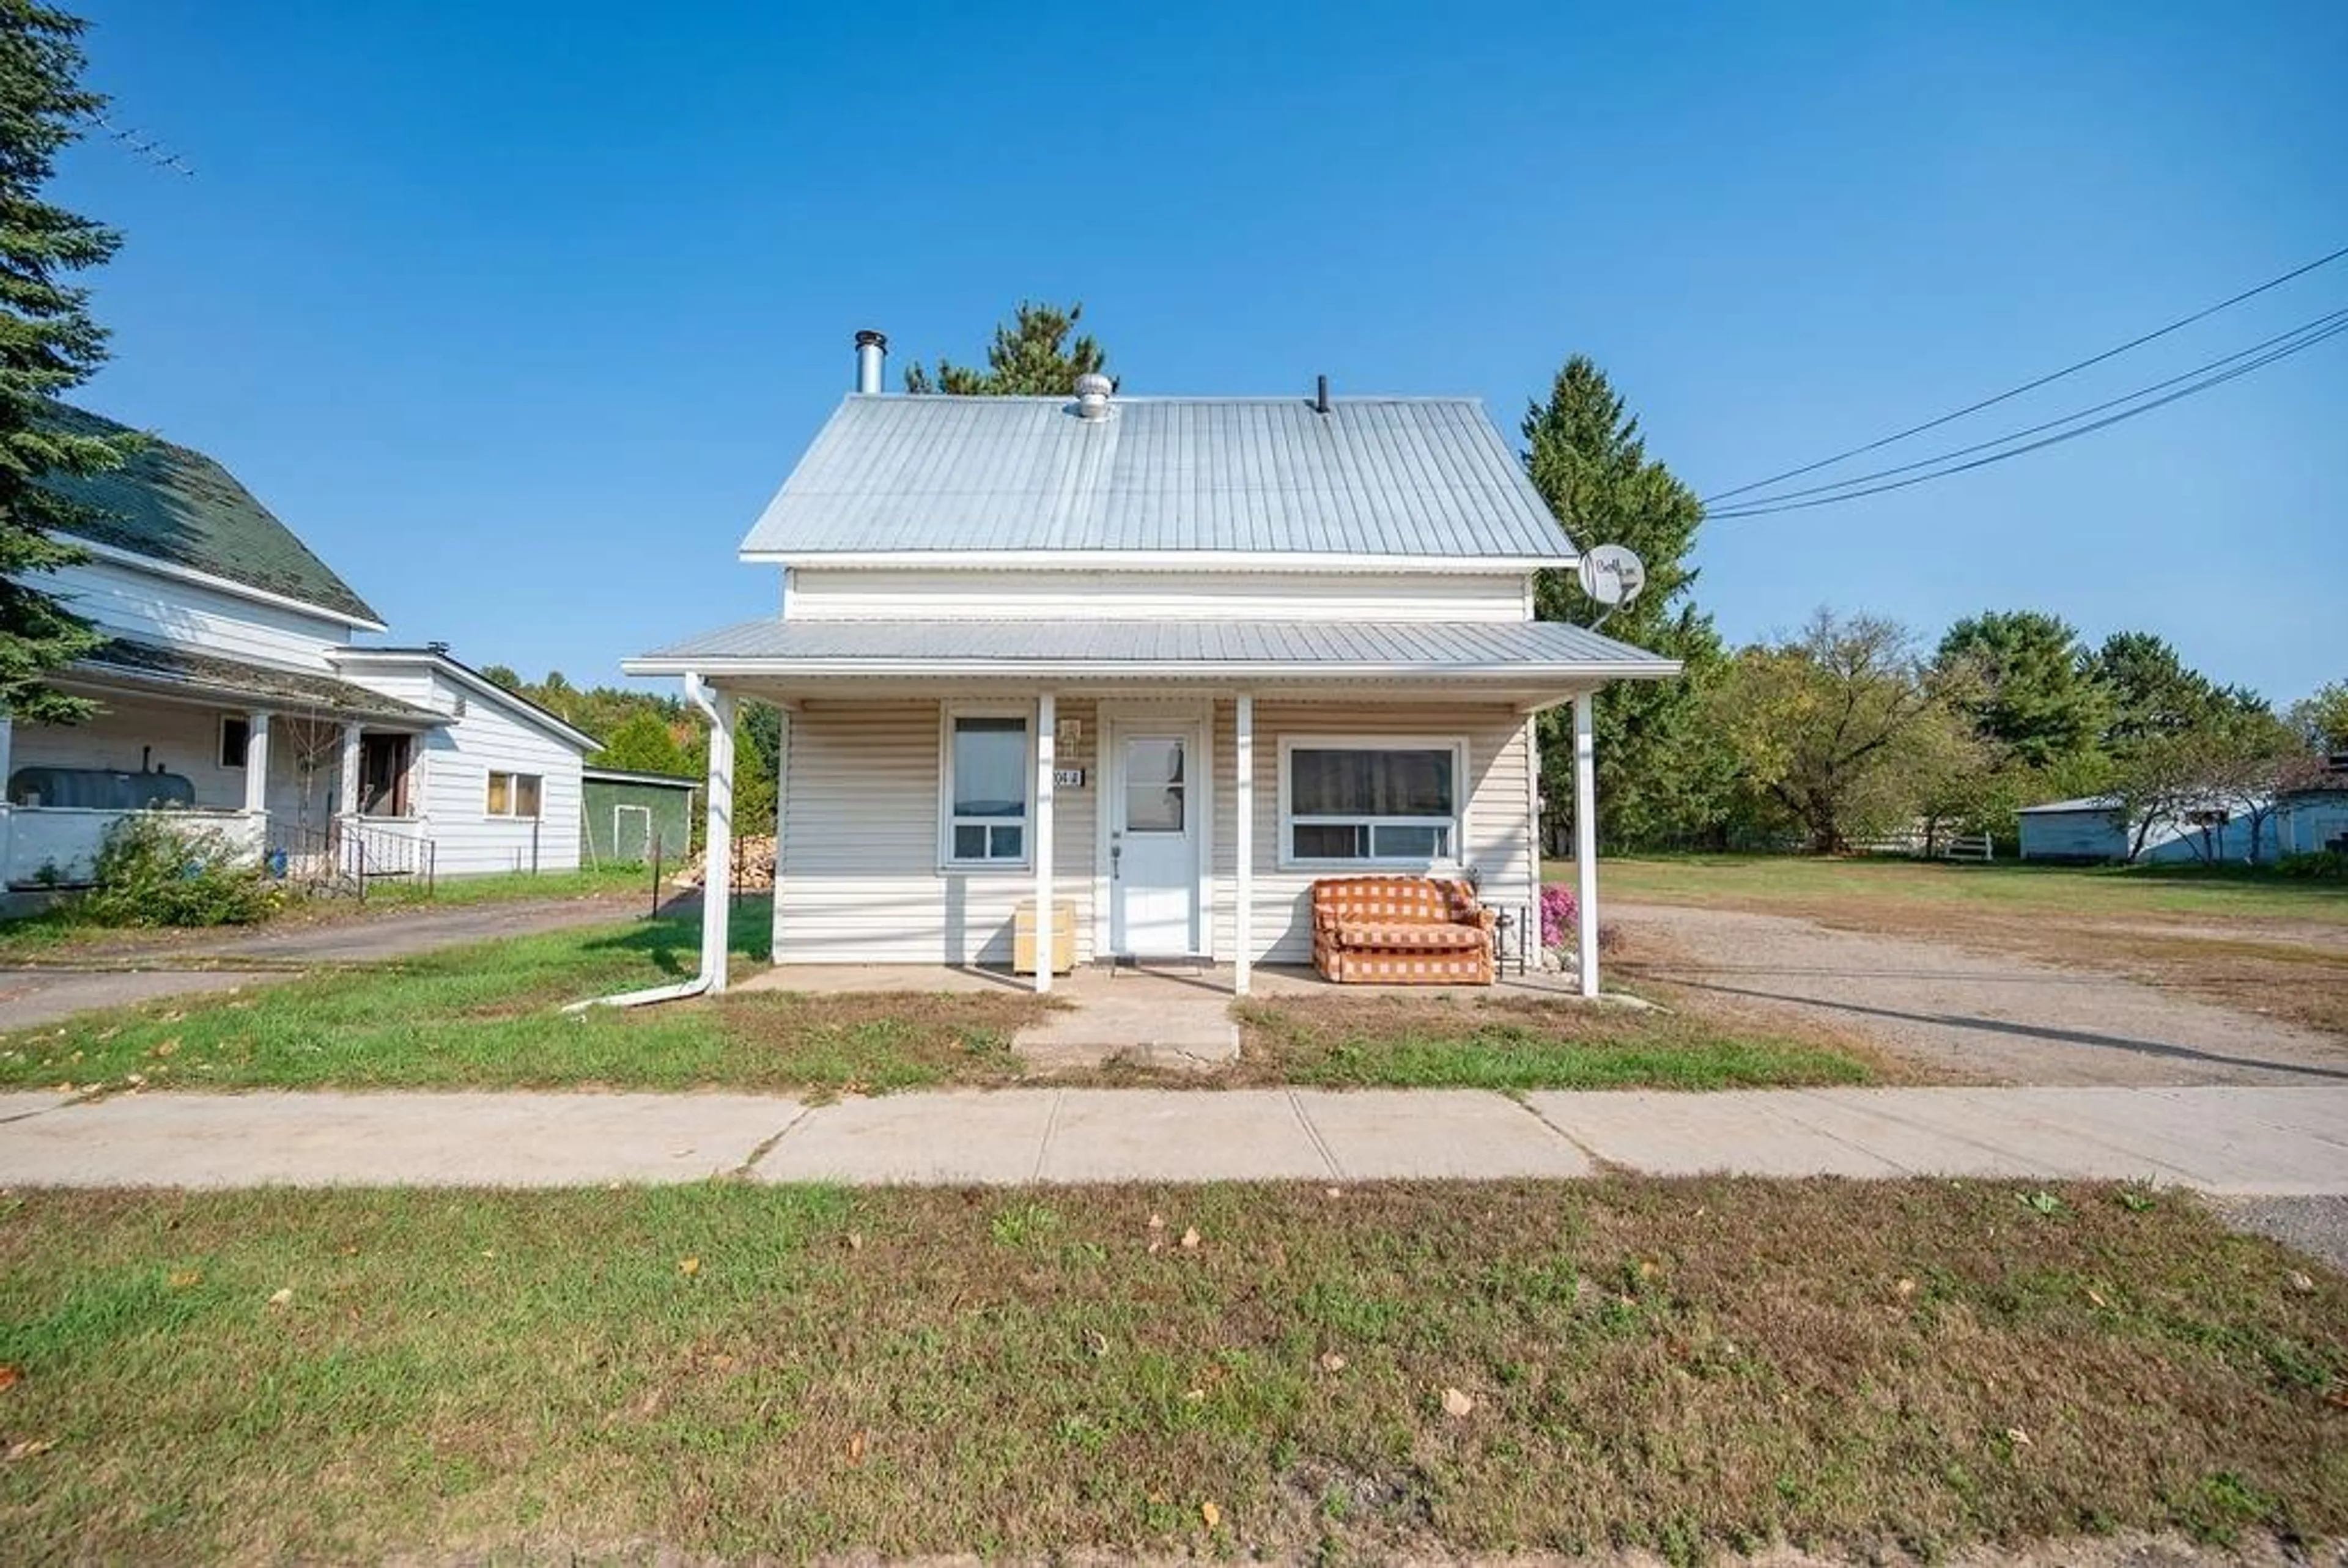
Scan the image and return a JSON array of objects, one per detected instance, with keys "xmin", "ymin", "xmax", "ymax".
[{"xmin": 564, "ymin": 672, "xmax": 730, "ymax": 1012}]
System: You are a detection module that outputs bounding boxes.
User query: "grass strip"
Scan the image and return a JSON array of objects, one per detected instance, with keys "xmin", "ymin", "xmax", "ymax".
[{"xmin": 0, "ymin": 1179, "xmax": 2339, "ymax": 1562}]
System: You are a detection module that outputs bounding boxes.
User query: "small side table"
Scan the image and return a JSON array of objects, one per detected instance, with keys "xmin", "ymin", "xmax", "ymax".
[{"xmin": 1490, "ymin": 905, "xmax": 1529, "ymax": 977}]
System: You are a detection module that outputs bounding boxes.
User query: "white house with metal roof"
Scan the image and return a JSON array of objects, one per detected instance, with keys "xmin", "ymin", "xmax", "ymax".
[
  {"xmin": 1, "ymin": 406, "xmax": 597, "ymax": 896},
  {"xmin": 624, "ymin": 335, "xmax": 1678, "ymax": 1000}
]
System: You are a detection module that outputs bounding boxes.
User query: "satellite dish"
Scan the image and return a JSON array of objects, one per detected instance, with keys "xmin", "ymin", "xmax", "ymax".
[{"xmin": 1577, "ymin": 544, "xmax": 1648, "ymax": 609}]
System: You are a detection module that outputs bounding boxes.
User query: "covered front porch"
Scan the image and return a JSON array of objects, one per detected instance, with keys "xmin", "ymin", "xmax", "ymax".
[
  {"xmin": 627, "ymin": 619, "xmax": 1679, "ymax": 1007},
  {"xmin": 1, "ymin": 642, "xmax": 444, "ymax": 891}
]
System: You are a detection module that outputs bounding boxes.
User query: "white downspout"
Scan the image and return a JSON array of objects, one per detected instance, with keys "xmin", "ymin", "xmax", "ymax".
[{"xmin": 566, "ymin": 672, "xmax": 735, "ymax": 1012}]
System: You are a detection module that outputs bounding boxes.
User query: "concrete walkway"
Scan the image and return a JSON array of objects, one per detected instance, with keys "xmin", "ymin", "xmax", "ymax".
[{"xmin": 2, "ymin": 1084, "xmax": 2343, "ymax": 1194}]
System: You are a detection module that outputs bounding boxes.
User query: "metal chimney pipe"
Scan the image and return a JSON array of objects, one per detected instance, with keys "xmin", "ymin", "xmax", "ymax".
[
  {"xmin": 854, "ymin": 329, "xmax": 887, "ymax": 394},
  {"xmin": 1315, "ymin": 374, "xmax": 1329, "ymax": 414}
]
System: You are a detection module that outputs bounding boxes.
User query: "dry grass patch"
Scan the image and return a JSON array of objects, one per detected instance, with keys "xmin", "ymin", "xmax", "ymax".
[
  {"xmin": 1, "ymin": 1180, "xmax": 2341, "ymax": 1563},
  {"xmin": 707, "ymin": 990, "xmax": 1054, "ymax": 1095},
  {"xmin": 1232, "ymin": 992, "xmax": 1905, "ymax": 1089}
]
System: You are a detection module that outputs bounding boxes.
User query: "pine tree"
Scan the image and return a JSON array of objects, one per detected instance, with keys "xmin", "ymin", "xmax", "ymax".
[
  {"xmin": 1933, "ymin": 610, "xmax": 2107, "ymax": 770},
  {"xmin": 0, "ymin": 2, "xmax": 133, "ymax": 723},
  {"xmin": 1522, "ymin": 356, "xmax": 1727, "ymax": 848},
  {"xmin": 901, "ymin": 301, "xmax": 1109, "ymax": 395}
]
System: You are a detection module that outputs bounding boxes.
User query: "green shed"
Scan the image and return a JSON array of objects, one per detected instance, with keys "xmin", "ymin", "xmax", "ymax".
[{"xmin": 580, "ymin": 767, "xmax": 697, "ymax": 866}]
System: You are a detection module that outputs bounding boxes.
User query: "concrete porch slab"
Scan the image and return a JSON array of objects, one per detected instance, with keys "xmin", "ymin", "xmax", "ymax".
[{"xmin": 1012, "ymin": 970, "xmax": 1239, "ymax": 1069}]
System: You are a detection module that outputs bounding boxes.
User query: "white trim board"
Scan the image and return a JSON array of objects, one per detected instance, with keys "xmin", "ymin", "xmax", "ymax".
[{"xmin": 62, "ymin": 536, "xmax": 387, "ymax": 630}]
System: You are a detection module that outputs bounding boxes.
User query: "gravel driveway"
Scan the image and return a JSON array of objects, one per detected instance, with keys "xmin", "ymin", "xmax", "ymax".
[{"xmin": 1618, "ymin": 901, "xmax": 2348, "ymax": 1087}]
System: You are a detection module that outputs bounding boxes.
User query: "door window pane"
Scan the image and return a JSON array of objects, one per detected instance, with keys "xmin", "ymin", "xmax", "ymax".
[{"xmin": 1123, "ymin": 737, "xmax": 1185, "ymax": 833}]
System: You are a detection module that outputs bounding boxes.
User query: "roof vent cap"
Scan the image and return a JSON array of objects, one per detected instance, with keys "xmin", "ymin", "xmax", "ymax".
[{"xmin": 1072, "ymin": 372, "xmax": 1113, "ymax": 421}]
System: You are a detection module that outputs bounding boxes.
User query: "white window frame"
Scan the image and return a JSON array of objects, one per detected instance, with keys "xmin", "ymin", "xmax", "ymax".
[
  {"xmin": 218, "ymin": 714, "xmax": 251, "ymax": 771},
  {"xmin": 486, "ymin": 770, "xmax": 544, "ymax": 820},
  {"xmin": 1277, "ymin": 734, "xmax": 1468, "ymax": 872},
  {"xmin": 937, "ymin": 703, "xmax": 1035, "ymax": 872}
]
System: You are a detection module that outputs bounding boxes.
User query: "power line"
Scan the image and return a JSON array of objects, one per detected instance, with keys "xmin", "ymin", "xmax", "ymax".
[
  {"xmin": 1710, "ymin": 305, "xmax": 2348, "ymax": 511},
  {"xmin": 1700, "ymin": 241, "xmax": 2348, "ymax": 505},
  {"xmin": 1707, "ymin": 315, "xmax": 2348, "ymax": 520}
]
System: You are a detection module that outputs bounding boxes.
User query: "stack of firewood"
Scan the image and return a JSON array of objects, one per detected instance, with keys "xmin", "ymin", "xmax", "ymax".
[{"xmin": 667, "ymin": 833, "xmax": 777, "ymax": 891}]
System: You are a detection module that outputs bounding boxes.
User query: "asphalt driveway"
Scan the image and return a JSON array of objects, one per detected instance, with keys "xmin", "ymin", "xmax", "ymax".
[{"xmin": 0, "ymin": 896, "xmax": 654, "ymax": 1030}]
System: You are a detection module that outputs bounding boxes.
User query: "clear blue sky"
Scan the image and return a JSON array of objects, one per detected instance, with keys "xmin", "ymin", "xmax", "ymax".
[{"xmin": 60, "ymin": 0, "xmax": 2346, "ymax": 703}]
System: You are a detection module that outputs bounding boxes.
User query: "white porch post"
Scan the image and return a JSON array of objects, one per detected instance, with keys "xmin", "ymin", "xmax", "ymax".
[
  {"xmin": 1034, "ymin": 691, "xmax": 1056, "ymax": 995},
  {"xmin": 1573, "ymin": 690, "xmax": 1600, "ymax": 998},
  {"xmin": 701, "ymin": 683, "xmax": 737, "ymax": 994},
  {"xmin": 243, "ymin": 711, "xmax": 272, "ymax": 817},
  {"xmin": 337, "ymin": 721, "xmax": 362, "ymax": 819},
  {"xmin": 0, "ymin": 711, "xmax": 12, "ymax": 795},
  {"xmin": 1233, "ymin": 693, "xmax": 1253, "ymax": 996},
  {"xmin": 770, "ymin": 707, "xmax": 790, "ymax": 964}
]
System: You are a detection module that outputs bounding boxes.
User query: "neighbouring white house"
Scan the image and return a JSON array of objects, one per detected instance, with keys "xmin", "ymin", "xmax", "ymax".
[
  {"xmin": 1, "ymin": 405, "xmax": 597, "ymax": 900},
  {"xmin": 621, "ymin": 333, "xmax": 1678, "ymax": 999},
  {"xmin": 2015, "ymin": 793, "xmax": 2283, "ymax": 864}
]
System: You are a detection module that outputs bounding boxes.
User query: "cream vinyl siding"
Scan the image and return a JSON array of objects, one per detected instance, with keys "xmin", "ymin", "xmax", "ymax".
[
  {"xmin": 1211, "ymin": 700, "xmax": 1535, "ymax": 965},
  {"xmin": 784, "ymin": 569, "xmax": 1532, "ymax": 623},
  {"xmin": 775, "ymin": 698, "xmax": 1097, "ymax": 965},
  {"xmin": 767, "ymin": 693, "xmax": 1534, "ymax": 969},
  {"xmin": 40, "ymin": 557, "xmax": 350, "ymax": 671}
]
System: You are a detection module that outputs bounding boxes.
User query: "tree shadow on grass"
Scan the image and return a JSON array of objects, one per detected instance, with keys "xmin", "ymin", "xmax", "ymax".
[{"xmin": 578, "ymin": 902, "xmax": 772, "ymax": 981}]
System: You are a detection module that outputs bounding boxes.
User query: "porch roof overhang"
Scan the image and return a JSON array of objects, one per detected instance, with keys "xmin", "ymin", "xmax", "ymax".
[
  {"xmin": 623, "ymin": 619, "xmax": 1682, "ymax": 698},
  {"xmin": 59, "ymin": 639, "xmax": 446, "ymax": 726}
]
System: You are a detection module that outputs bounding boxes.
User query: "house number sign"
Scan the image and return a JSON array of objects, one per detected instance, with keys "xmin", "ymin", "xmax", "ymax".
[{"xmin": 1053, "ymin": 768, "xmax": 1087, "ymax": 789}]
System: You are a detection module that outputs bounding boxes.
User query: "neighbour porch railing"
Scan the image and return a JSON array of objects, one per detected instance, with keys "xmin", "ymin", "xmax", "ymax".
[{"xmin": 265, "ymin": 816, "xmax": 437, "ymax": 900}]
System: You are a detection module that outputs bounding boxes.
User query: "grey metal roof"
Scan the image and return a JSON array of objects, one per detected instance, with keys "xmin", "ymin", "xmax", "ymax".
[
  {"xmin": 737, "ymin": 396, "xmax": 1576, "ymax": 560},
  {"xmin": 2015, "ymin": 795, "xmax": 2125, "ymax": 815},
  {"xmin": 627, "ymin": 619, "xmax": 1677, "ymax": 680}
]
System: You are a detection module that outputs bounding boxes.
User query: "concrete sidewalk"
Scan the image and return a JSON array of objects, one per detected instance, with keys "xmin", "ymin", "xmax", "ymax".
[{"xmin": 2, "ymin": 1084, "xmax": 2343, "ymax": 1194}]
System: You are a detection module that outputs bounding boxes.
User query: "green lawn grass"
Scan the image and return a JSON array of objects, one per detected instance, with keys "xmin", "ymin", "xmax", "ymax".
[
  {"xmin": 1235, "ymin": 995, "xmax": 1885, "ymax": 1089},
  {"xmin": 1, "ymin": 1180, "xmax": 2338, "ymax": 1562},
  {"xmin": 1573, "ymin": 853, "xmax": 2348, "ymax": 924},
  {"xmin": 0, "ymin": 903, "xmax": 1884, "ymax": 1094},
  {"xmin": 0, "ymin": 864, "xmax": 661, "ymax": 959}
]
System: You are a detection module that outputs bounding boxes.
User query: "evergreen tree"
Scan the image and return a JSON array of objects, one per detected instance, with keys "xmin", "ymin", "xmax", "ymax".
[
  {"xmin": 901, "ymin": 301, "xmax": 1109, "ymax": 395},
  {"xmin": 2088, "ymin": 631, "xmax": 2229, "ymax": 762},
  {"xmin": 1933, "ymin": 610, "xmax": 2106, "ymax": 770},
  {"xmin": 1522, "ymin": 356, "xmax": 1727, "ymax": 848},
  {"xmin": 0, "ymin": 2, "xmax": 133, "ymax": 723}
]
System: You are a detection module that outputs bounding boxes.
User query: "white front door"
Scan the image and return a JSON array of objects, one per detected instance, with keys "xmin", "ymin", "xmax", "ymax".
[{"xmin": 1110, "ymin": 727, "xmax": 1200, "ymax": 956}]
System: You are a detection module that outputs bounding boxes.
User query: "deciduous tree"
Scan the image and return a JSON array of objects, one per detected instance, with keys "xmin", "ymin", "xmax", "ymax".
[
  {"xmin": 901, "ymin": 301, "xmax": 1109, "ymax": 396},
  {"xmin": 1711, "ymin": 610, "xmax": 1972, "ymax": 853},
  {"xmin": 0, "ymin": 2, "xmax": 134, "ymax": 723},
  {"xmin": 1523, "ymin": 356, "xmax": 1727, "ymax": 848}
]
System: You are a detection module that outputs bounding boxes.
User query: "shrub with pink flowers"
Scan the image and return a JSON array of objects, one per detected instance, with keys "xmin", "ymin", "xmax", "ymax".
[{"xmin": 1539, "ymin": 885, "xmax": 1578, "ymax": 949}]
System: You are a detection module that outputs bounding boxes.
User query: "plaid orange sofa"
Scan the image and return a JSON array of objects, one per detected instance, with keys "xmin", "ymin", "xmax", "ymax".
[{"xmin": 1309, "ymin": 875, "xmax": 1496, "ymax": 985}]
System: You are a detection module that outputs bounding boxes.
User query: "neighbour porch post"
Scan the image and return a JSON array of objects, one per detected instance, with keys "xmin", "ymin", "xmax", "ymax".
[
  {"xmin": 0, "ymin": 712, "xmax": 12, "ymax": 796},
  {"xmin": 243, "ymin": 711, "xmax": 271, "ymax": 817},
  {"xmin": 1034, "ymin": 691, "xmax": 1055, "ymax": 996},
  {"xmin": 1233, "ymin": 693, "xmax": 1253, "ymax": 996},
  {"xmin": 1573, "ymin": 690, "xmax": 1600, "ymax": 999},
  {"xmin": 337, "ymin": 721, "xmax": 362, "ymax": 819},
  {"xmin": 700, "ymin": 682, "xmax": 737, "ymax": 993}
]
